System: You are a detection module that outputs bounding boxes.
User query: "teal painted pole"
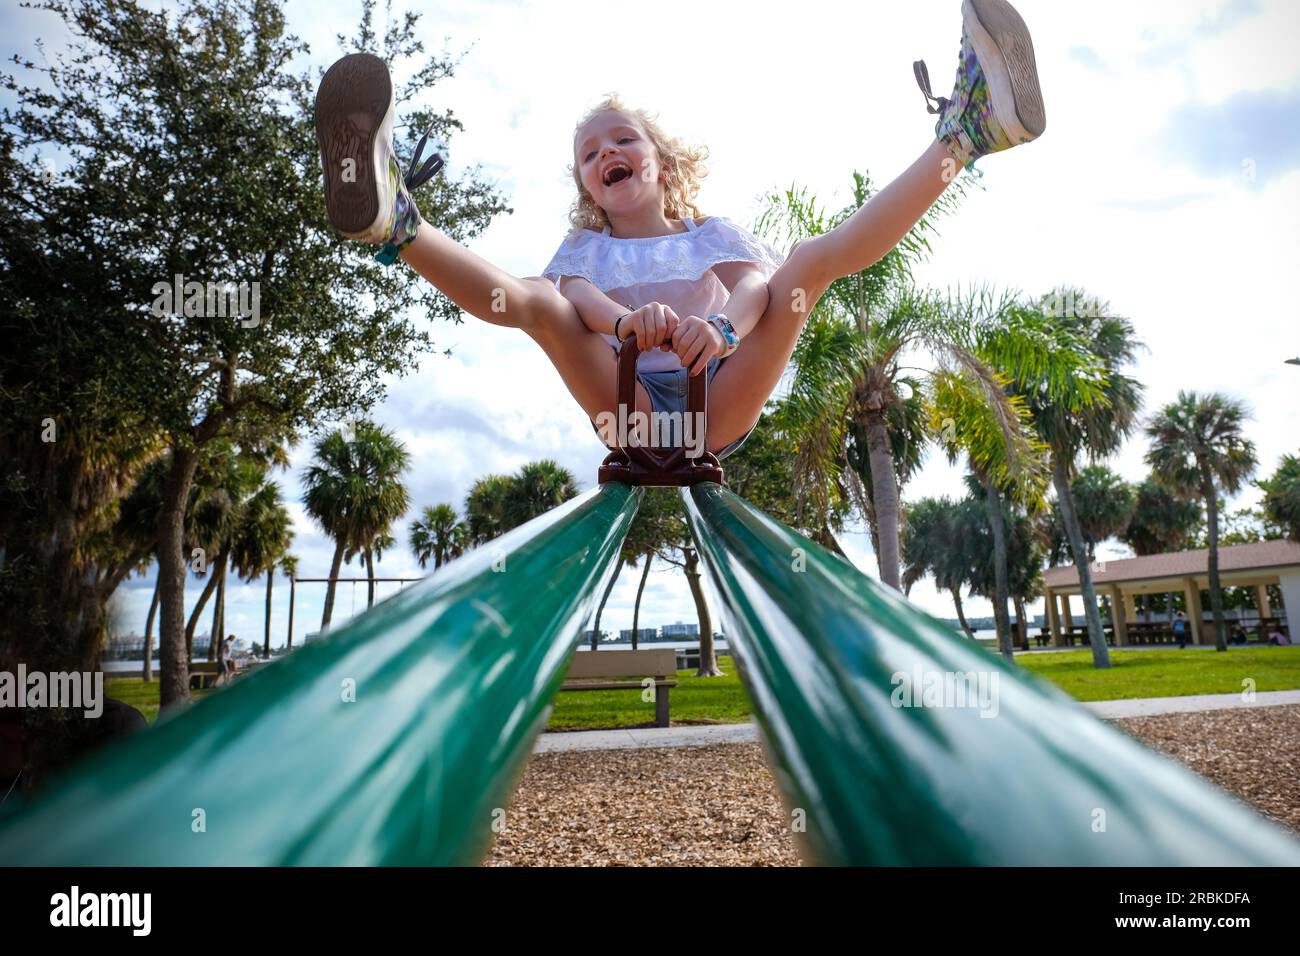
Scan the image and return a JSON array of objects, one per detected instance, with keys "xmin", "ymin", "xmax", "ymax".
[
  {"xmin": 0, "ymin": 482, "xmax": 642, "ymax": 865},
  {"xmin": 682, "ymin": 482, "xmax": 1300, "ymax": 865}
]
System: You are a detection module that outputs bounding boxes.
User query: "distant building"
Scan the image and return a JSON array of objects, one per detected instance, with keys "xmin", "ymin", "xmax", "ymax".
[
  {"xmin": 618, "ymin": 627, "xmax": 659, "ymax": 643},
  {"xmin": 581, "ymin": 628, "xmax": 609, "ymax": 644},
  {"xmin": 661, "ymin": 621, "xmax": 699, "ymax": 638}
]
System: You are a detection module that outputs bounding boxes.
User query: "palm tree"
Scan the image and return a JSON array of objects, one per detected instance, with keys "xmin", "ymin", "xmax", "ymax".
[
  {"xmin": 589, "ymin": 558, "xmax": 625, "ymax": 650},
  {"xmin": 1006, "ymin": 510, "xmax": 1046, "ymax": 648},
  {"xmin": 207, "ymin": 469, "xmax": 286, "ymax": 664},
  {"xmin": 1260, "ymin": 453, "xmax": 1300, "ymax": 542},
  {"xmin": 1070, "ymin": 465, "xmax": 1136, "ymax": 559},
  {"xmin": 847, "ymin": 376, "xmax": 929, "ymax": 573},
  {"xmin": 141, "ymin": 577, "xmax": 161, "ymax": 681},
  {"xmin": 279, "ymin": 554, "xmax": 299, "ymax": 651},
  {"xmin": 1046, "ymin": 465, "xmax": 1136, "ymax": 563},
  {"xmin": 502, "ymin": 460, "xmax": 577, "ymax": 529},
  {"xmin": 410, "ymin": 504, "xmax": 468, "ymax": 570},
  {"xmin": 954, "ymin": 474, "xmax": 1046, "ymax": 651},
  {"xmin": 113, "ymin": 456, "xmax": 168, "ymax": 681},
  {"xmin": 930, "ymin": 296, "xmax": 1106, "ymax": 659},
  {"xmin": 1146, "ymin": 392, "xmax": 1258, "ymax": 651},
  {"xmin": 755, "ymin": 172, "xmax": 971, "ymax": 589},
  {"xmin": 465, "ymin": 475, "xmax": 515, "ymax": 545},
  {"xmin": 902, "ymin": 496, "xmax": 983, "ymax": 638},
  {"xmin": 228, "ymin": 480, "xmax": 293, "ymax": 661},
  {"xmin": 303, "ymin": 420, "xmax": 410, "ymax": 632},
  {"xmin": 356, "ymin": 530, "xmax": 397, "ymax": 609},
  {"xmin": 460, "ymin": 462, "xmax": 578, "ymax": 543},
  {"xmin": 1117, "ymin": 475, "xmax": 1202, "ymax": 623},
  {"xmin": 183, "ymin": 451, "xmax": 263, "ymax": 661},
  {"xmin": 619, "ymin": 488, "xmax": 678, "ymax": 653},
  {"xmin": 1005, "ymin": 289, "xmax": 1139, "ymax": 668},
  {"xmin": 630, "ymin": 553, "xmax": 653, "ymax": 650},
  {"xmin": 1121, "ymin": 476, "xmax": 1203, "ymax": 556},
  {"xmin": 731, "ymin": 403, "xmax": 852, "ymax": 555},
  {"xmin": 115, "ymin": 445, "xmax": 284, "ymax": 675},
  {"xmin": 904, "ymin": 496, "xmax": 967, "ymax": 639}
]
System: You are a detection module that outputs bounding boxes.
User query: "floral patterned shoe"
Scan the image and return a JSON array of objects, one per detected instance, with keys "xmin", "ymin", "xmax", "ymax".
[
  {"xmin": 914, "ymin": 0, "xmax": 1045, "ymax": 171},
  {"xmin": 314, "ymin": 52, "xmax": 445, "ymax": 264}
]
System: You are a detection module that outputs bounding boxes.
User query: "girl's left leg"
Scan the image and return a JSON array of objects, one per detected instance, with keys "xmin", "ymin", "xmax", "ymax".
[
  {"xmin": 706, "ymin": 0, "xmax": 1044, "ymax": 450},
  {"xmin": 705, "ymin": 140, "xmax": 957, "ymax": 450}
]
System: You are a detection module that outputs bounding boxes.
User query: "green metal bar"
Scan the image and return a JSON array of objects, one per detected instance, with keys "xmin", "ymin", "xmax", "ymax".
[
  {"xmin": 0, "ymin": 482, "xmax": 642, "ymax": 865},
  {"xmin": 682, "ymin": 482, "xmax": 1300, "ymax": 865}
]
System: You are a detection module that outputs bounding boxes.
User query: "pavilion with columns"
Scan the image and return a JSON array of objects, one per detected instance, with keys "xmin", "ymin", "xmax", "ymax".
[{"xmin": 1041, "ymin": 539, "xmax": 1300, "ymax": 646}]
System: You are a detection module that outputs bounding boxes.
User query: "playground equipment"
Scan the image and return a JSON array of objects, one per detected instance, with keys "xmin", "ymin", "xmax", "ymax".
[
  {"xmin": 682, "ymin": 484, "xmax": 1300, "ymax": 865},
  {"xmin": 288, "ymin": 576, "xmax": 424, "ymax": 646},
  {"xmin": 3, "ymin": 342, "xmax": 1300, "ymax": 865},
  {"xmin": 597, "ymin": 337, "xmax": 724, "ymax": 486},
  {"xmin": 0, "ymin": 485, "xmax": 641, "ymax": 865}
]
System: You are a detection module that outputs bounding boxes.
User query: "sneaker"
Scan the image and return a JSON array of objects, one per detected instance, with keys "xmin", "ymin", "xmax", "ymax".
[
  {"xmin": 914, "ymin": 0, "xmax": 1045, "ymax": 169},
  {"xmin": 313, "ymin": 52, "xmax": 445, "ymax": 263}
]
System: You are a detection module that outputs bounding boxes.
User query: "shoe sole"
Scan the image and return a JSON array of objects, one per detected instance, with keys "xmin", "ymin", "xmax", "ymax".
[
  {"xmin": 314, "ymin": 52, "xmax": 395, "ymax": 239},
  {"xmin": 963, "ymin": 0, "xmax": 1045, "ymax": 143}
]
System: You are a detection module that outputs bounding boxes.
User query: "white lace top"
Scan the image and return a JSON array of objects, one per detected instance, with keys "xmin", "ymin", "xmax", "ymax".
[{"xmin": 541, "ymin": 216, "xmax": 786, "ymax": 373}]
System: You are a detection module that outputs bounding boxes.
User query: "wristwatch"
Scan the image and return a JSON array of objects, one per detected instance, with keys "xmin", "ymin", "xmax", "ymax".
[{"xmin": 706, "ymin": 313, "xmax": 740, "ymax": 357}]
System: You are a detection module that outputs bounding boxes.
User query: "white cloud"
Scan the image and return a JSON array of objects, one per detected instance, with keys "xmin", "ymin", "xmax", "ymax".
[{"xmin": 12, "ymin": 0, "xmax": 1292, "ymax": 638}]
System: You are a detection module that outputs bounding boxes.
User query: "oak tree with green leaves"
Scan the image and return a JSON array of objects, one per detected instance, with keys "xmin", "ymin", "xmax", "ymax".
[{"xmin": 1, "ymin": 0, "xmax": 510, "ymax": 713}]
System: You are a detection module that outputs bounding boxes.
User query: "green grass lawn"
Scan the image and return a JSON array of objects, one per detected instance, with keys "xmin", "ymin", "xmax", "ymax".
[
  {"xmin": 106, "ymin": 677, "xmax": 215, "ymax": 723},
  {"xmin": 107, "ymin": 657, "xmax": 756, "ymax": 730},
  {"xmin": 108, "ymin": 646, "xmax": 1300, "ymax": 731},
  {"xmin": 1014, "ymin": 647, "xmax": 1300, "ymax": 701},
  {"xmin": 548, "ymin": 656, "xmax": 754, "ymax": 731}
]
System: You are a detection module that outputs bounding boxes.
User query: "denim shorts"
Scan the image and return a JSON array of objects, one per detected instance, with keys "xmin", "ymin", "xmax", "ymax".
[{"xmin": 591, "ymin": 354, "xmax": 754, "ymax": 461}]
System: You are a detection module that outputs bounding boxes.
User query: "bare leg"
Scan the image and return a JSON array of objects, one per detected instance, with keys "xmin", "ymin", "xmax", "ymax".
[
  {"xmin": 315, "ymin": 51, "xmax": 653, "ymax": 441},
  {"xmin": 399, "ymin": 221, "xmax": 550, "ymax": 331},
  {"xmin": 706, "ymin": 141, "xmax": 958, "ymax": 449},
  {"xmin": 397, "ymin": 222, "xmax": 653, "ymax": 430}
]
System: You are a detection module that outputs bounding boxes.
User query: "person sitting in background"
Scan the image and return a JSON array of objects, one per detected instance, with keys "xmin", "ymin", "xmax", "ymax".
[
  {"xmin": 1267, "ymin": 627, "xmax": 1292, "ymax": 646},
  {"xmin": 1229, "ymin": 624, "xmax": 1248, "ymax": 645}
]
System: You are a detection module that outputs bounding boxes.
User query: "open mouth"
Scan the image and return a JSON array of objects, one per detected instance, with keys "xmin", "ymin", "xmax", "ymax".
[{"xmin": 602, "ymin": 163, "xmax": 633, "ymax": 187}]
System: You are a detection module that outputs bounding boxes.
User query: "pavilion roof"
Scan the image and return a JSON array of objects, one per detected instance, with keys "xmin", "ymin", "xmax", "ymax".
[{"xmin": 1043, "ymin": 539, "xmax": 1300, "ymax": 589}]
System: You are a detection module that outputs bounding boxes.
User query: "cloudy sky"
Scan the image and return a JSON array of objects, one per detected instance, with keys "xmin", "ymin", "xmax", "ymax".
[{"xmin": 10, "ymin": 0, "xmax": 1298, "ymax": 644}]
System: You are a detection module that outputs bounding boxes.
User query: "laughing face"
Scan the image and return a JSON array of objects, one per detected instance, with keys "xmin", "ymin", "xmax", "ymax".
[{"xmin": 575, "ymin": 110, "xmax": 665, "ymax": 221}]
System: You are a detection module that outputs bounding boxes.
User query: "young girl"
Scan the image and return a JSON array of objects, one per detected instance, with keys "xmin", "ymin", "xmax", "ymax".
[{"xmin": 313, "ymin": 0, "xmax": 1045, "ymax": 462}]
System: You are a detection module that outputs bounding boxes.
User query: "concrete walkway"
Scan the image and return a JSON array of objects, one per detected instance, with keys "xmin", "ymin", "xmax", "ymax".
[
  {"xmin": 532, "ymin": 690, "xmax": 1300, "ymax": 754},
  {"xmin": 1081, "ymin": 688, "xmax": 1300, "ymax": 718},
  {"xmin": 535, "ymin": 723, "xmax": 759, "ymax": 753}
]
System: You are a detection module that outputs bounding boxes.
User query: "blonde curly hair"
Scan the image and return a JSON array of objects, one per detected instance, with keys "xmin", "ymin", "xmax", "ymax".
[{"xmin": 566, "ymin": 93, "xmax": 709, "ymax": 233}]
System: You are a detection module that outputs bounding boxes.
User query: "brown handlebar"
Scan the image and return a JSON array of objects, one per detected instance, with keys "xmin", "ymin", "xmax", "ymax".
[{"xmin": 597, "ymin": 334, "xmax": 725, "ymax": 487}]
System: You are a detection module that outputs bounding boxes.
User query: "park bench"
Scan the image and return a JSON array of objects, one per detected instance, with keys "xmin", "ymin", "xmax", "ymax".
[
  {"xmin": 1062, "ymin": 626, "xmax": 1115, "ymax": 647},
  {"xmin": 189, "ymin": 661, "xmax": 221, "ymax": 690},
  {"xmin": 189, "ymin": 659, "xmax": 263, "ymax": 690},
  {"xmin": 1127, "ymin": 622, "xmax": 1174, "ymax": 646},
  {"xmin": 561, "ymin": 648, "xmax": 679, "ymax": 728}
]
